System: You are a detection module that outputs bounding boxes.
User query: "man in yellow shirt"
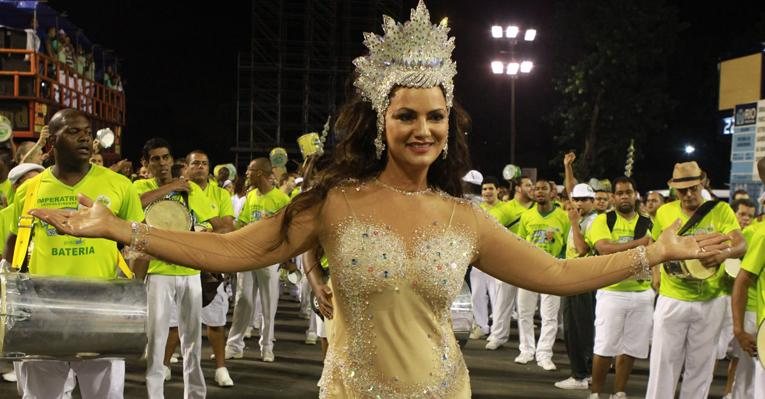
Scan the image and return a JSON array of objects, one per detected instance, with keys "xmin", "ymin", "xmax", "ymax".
[
  {"xmin": 485, "ymin": 176, "xmax": 534, "ymax": 350},
  {"xmin": 586, "ymin": 177, "xmax": 654, "ymax": 399},
  {"xmin": 225, "ymin": 157, "xmax": 291, "ymax": 363},
  {"xmin": 5, "ymin": 109, "xmax": 144, "ymax": 398},
  {"xmin": 515, "ymin": 178, "xmax": 570, "ymax": 371},
  {"xmin": 647, "ymin": 161, "xmax": 745, "ymax": 399},
  {"xmin": 134, "ymin": 138, "xmax": 221, "ymax": 399}
]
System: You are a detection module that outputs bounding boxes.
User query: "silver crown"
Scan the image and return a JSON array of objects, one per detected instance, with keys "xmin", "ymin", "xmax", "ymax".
[{"xmin": 353, "ymin": 1, "xmax": 457, "ymax": 158}]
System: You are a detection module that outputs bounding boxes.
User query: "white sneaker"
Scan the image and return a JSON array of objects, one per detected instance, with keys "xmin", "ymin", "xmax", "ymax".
[
  {"xmin": 169, "ymin": 353, "xmax": 179, "ymax": 364},
  {"xmin": 2, "ymin": 371, "xmax": 17, "ymax": 382},
  {"xmin": 609, "ymin": 393, "xmax": 627, "ymax": 399},
  {"xmin": 585, "ymin": 376, "xmax": 592, "ymax": 384},
  {"xmin": 469, "ymin": 325, "xmax": 487, "ymax": 339},
  {"xmin": 244, "ymin": 326, "xmax": 253, "ymax": 339},
  {"xmin": 214, "ymin": 367, "xmax": 234, "ymax": 387},
  {"xmin": 219, "ymin": 347, "xmax": 243, "ymax": 360},
  {"xmin": 305, "ymin": 333, "xmax": 318, "ymax": 345},
  {"xmin": 587, "ymin": 394, "xmax": 600, "ymax": 399},
  {"xmin": 485, "ymin": 339, "xmax": 505, "ymax": 350},
  {"xmin": 261, "ymin": 349, "xmax": 275, "ymax": 362},
  {"xmin": 514, "ymin": 352, "xmax": 535, "ymax": 364},
  {"xmin": 537, "ymin": 359, "xmax": 556, "ymax": 371},
  {"xmin": 554, "ymin": 376, "xmax": 588, "ymax": 389},
  {"xmin": 721, "ymin": 395, "xmax": 733, "ymax": 399},
  {"xmin": 162, "ymin": 365, "xmax": 171, "ymax": 381}
]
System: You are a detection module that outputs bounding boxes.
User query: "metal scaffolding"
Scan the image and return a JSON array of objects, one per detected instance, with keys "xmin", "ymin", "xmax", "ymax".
[{"xmin": 234, "ymin": 0, "xmax": 402, "ymax": 166}]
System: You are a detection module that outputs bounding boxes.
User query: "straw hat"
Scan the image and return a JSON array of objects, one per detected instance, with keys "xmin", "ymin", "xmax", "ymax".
[{"xmin": 667, "ymin": 161, "xmax": 703, "ymax": 189}]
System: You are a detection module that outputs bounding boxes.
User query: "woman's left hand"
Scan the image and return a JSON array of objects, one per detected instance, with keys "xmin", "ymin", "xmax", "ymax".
[{"xmin": 653, "ymin": 219, "xmax": 730, "ymax": 263}]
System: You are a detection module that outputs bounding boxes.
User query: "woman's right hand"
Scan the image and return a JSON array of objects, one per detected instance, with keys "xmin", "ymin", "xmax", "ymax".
[
  {"xmin": 29, "ymin": 193, "xmax": 122, "ymax": 240},
  {"xmin": 315, "ymin": 284, "xmax": 334, "ymax": 320}
]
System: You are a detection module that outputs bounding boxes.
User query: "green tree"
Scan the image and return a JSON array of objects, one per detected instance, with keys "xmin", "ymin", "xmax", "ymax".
[{"xmin": 548, "ymin": 0, "xmax": 684, "ymax": 180}]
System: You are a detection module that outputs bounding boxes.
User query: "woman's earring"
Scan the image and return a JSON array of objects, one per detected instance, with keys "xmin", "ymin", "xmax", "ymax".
[
  {"xmin": 375, "ymin": 134, "xmax": 386, "ymax": 159},
  {"xmin": 442, "ymin": 141, "xmax": 448, "ymax": 159}
]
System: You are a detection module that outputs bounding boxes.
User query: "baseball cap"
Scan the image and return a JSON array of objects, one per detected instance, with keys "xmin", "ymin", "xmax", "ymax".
[
  {"xmin": 462, "ymin": 170, "xmax": 483, "ymax": 186},
  {"xmin": 8, "ymin": 163, "xmax": 44, "ymax": 185},
  {"xmin": 571, "ymin": 183, "xmax": 595, "ymax": 199}
]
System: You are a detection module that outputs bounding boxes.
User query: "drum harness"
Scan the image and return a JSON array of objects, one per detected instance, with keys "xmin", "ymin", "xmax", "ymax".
[
  {"xmin": 662, "ymin": 200, "xmax": 720, "ymax": 290},
  {"xmin": 12, "ymin": 174, "xmax": 134, "ymax": 279}
]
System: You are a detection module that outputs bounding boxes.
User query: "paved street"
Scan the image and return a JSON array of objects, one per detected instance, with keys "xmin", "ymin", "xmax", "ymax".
[{"xmin": 1, "ymin": 295, "xmax": 730, "ymax": 398}]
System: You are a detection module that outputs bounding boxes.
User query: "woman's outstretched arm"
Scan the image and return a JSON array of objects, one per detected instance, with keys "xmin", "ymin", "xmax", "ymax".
[
  {"xmin": 32, "ymin": 194, "xmax": 322, "ymax": 273},
  {"xmin": 471, "ymin": 207, "xmax": 728, "ymax": 296}
]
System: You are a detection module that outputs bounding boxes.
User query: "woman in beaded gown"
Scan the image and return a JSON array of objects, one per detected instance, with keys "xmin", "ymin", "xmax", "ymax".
[{"xmin": 33, "ymin": 2, "xmax": 729, "ymax": 398}]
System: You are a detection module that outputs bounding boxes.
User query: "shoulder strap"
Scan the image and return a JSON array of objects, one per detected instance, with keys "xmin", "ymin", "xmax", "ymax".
[
  {"xmin": 633, "ymin": 215, "xmax": 653, "ymax": 239},
  {"xmin": 606, "ymin": 211, "xmax": 617, "ymax": 232},
  {"xmin": 677, "ymin": 200, "xmax": 719, "ymax": 236},
  {"xmin": 12, "ymin": 174, "xmax": 43, "ymax": 269}
]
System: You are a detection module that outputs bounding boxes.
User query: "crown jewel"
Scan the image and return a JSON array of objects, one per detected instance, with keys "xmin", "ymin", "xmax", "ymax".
[{"xmin": 353, "ymin": 1, "xmax": 457, "ymax": 158}]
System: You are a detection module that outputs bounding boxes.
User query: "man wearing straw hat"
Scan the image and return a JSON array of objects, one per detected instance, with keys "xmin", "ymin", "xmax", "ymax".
[{"xmin": 646, "ymin": 161, "xmax": 745, "ymax": 398}]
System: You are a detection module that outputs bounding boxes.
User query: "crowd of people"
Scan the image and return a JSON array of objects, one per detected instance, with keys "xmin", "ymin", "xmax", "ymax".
[{"xmin": 0, "ymin": 2, "xmax": 761, "ymax": 399}]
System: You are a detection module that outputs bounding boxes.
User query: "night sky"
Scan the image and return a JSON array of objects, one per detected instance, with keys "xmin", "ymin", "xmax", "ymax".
[{"xmin": 44, "ymin": 0, "xmax": 764, "ymax": 190}]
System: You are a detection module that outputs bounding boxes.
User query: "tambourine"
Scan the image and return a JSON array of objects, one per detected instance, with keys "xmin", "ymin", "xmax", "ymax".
[
  {"xmin": 724, "ymin": 258, "xmax": 741, "ymax": 278},
  {"xmin": 269, "ymin": 147, "xmax": 288, "ymax": 168},
  {"xmin": 758, "ymin": 319, "xmax": 765, "ymax": 367},
  {"xmin": 144, "ymin": 199, "xmax": 193, "ymax": 231},
  {"xmin": 298, "ymin": 132, "xmax": 323, "ymax": 159},
  {"xmin": 663, "ymin": 259, "xmax": 717, "ymax": 280}
]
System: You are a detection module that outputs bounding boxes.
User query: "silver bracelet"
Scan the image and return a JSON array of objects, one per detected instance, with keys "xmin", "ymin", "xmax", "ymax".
[{"xmin": 631, "ymin": 245, "xmax": 651, "ymax": 278}]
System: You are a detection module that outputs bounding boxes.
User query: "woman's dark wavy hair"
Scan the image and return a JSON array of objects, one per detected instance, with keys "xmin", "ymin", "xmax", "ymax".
[{"xmin": 279, "ymin": 86, "xmax": 472, "ymax": 242}]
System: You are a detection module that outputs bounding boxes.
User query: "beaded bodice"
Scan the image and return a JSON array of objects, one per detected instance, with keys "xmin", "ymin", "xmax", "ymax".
[{"xmin": 317, "ymin": 182, "xmax": 476, "ymax": 398}]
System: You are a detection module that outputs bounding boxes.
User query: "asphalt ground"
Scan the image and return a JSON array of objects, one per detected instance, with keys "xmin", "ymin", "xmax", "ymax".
[{"xmin": 0, "ymin": 294, "xmax": 730, "ymax": 398}]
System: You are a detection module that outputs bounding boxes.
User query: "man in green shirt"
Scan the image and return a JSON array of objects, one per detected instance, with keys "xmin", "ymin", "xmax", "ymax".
[
  {"xmin": 485, "ymin": 176, "xmax": 534, "ymax": 350},
  {"xmin": 647, "ymin": 161, "xmax": 745, "ymax": 399},
  {"xmin": 515, "ymin": 178, "xmax": 570, "ymax": 371},
  {"xmin": 135, "ymin": 138, "xmax": 221, "ymax": 399},
  {"xmin": 586, "ymin": 177, "xmax": 654, "ymax": 399},
  {"xmin": 226, "ymin": 158, "xmax": 291, "ymax": 363},
  {"xmin": 6, "ymin": 109, "xmax": 144, "ymax": 398}
]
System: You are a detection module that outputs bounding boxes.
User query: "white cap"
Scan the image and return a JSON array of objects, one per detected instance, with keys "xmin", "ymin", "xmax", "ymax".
[
  {"xmin": 294, "ymin": 177, "xmax": 304, "ymax": 185},
  {"xmin": 462, "ymin": 170, "xmax": 483, "ymax": 186},
  {"xmin": 571, "ymin": 183, "xmax": 595, "ymax": 199},
  {"xmin": 8, "ymin": 163, "xmax": 44, "ymax": 185}
]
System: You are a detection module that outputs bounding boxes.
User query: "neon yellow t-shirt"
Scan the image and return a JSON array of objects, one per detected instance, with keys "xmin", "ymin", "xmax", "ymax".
[
  {"xmin": 741, "ymin": 223, "xmax": 759, "ymax": 312},
  {"xmin": 501, "ymin": 199, "xmax": 533, "ymax": 234},
  {"xmin": 651, "ymin": 200, "xmax": 740, "ymax": 301},
  {"xmin": 202, "ymin": 181, "xmax": 235, "ymax": 218},
  {"xmin": 588, "ymin": 212, "xmax": 652, "ymax": 292},
  {"xmin": 0, "ymin": 205, "xmax": 14, "ymax": 257},
  {"xmin": 11, "ymin": 166, "xmax": 144, "ymax": 278},
  {"xmin": 565, "ymin": 211, "xmax": 596, "ymax": 260},
  {"xmin": 0, "ymin": 179, "xmax": 12, "ymax": 206},
  {"xmin": 517, "ymin": 206, "xmax": 570, "ymax": 257},
  {"xmin": 134, "ymin": 178, "xmax": 218, "ymax": 275},
  {"xmin": 238, "ymin": 187, "xmax": 291, "ymax": 225},
  {"xmin": 741, "ymin": 223, "xmax": 765, "ymax": 324},
  {"xmin": 480, "ymin": 200, "xmax": 514, "ymax": 227},
  {"xmin": 290, "ymin": 187, "xmax": 302, "ymax": 199}
]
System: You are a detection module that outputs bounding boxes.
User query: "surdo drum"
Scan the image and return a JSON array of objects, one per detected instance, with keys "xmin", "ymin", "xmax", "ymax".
[{"xmin": 0, "ymin": 272, "xmax": 147, "ymax": 359}]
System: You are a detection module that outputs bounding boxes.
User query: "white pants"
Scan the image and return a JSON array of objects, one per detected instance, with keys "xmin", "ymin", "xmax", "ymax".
[
  {"xmin": 487, "ymin": 280, "xmax": 517, "ymax": 343},
  {"xmin": 717, "ymin": 295, "xmax": 734, "ymax": 359},
  {"xmin": 593, "ymin": 289, "xmax": 654, "ymax": 358},
  {"xmin": 731, "ymin": 310, "xmax": 757, "ymax": 399},
  {"xmin": 146, "ymin": 274, "xmax": 205, "ymax": 399},
  {"xmin": 228, "ymin": 265, "xmax": 279, "ymax": 353},
  {"xmin": 646, "ymin": 295, "xmax": 726, "ymax": 399},
  {"xmin": 756, "ymin": 359, "xmax": 765, "ymax": 398},
  {"xmin": 201, "ymin": 283, "xmax": 229, "ymax": 327},
  {"xmin": 16, "ymin": 359, "xmax": 122, "ymax": 399},
  {"xmin": 470, "ymin": 267, "xmax": 496, "ymax": 334},
  {"xmin": 517, "ymin": 288, "xmax": 560, "ymax": 361}
]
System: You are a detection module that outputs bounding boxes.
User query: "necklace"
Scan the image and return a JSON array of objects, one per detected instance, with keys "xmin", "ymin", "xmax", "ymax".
[{"xmin": 374, "ymin": 178, "xmax": 433, "ymax": 196}]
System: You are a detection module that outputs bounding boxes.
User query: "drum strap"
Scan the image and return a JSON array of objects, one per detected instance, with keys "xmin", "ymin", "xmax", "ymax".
[
  {"xmin": 12, "ymin": 174, "xmax": 134, "ymax": 279},
  {"xmin": 12, "ymin": 173, "xmax": 42, "ymax": 269}
]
